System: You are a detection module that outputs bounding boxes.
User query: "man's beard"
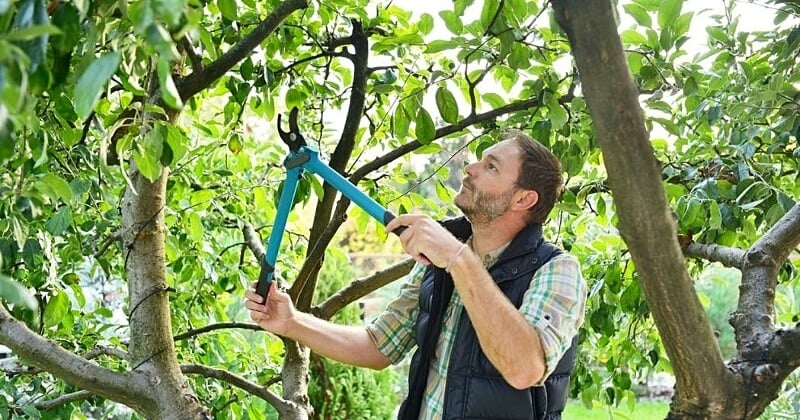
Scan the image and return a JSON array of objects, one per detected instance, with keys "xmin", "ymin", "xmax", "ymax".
[{"xmin": 455, "ymin": 179, "xmax": 516, "ymax": 225}]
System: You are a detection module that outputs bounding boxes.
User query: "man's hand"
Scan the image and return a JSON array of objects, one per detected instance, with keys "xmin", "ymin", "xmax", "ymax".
[
  {"xmin": 386, "ymin": 214, "xmax": 465, "ymax": 269},
  {"xmin": 245, "ymin": 282, "xmax": 295, "ymax": 336}
]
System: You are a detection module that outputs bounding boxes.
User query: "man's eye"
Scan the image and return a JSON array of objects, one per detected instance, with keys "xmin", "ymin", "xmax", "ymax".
[{"xmin": 487, "ymin": 163, "xmax": 497, "ymax": 171}]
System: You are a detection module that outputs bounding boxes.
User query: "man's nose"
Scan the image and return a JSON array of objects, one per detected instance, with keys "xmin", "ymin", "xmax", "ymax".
[{"xmin": 464, "ymin": 162, "xmax": 476, "ymax": 177}]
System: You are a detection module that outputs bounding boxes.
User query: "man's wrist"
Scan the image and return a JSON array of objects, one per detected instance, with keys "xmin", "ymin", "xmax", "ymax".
[{"xmin": 446, "ymin": 245, "xmax": 475, "ymax": 277}]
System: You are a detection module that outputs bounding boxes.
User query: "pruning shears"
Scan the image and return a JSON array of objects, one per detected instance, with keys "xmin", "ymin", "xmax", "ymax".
[{"xmin": 256, "ymin": 107, "xmax": 405, "ymax": 299}]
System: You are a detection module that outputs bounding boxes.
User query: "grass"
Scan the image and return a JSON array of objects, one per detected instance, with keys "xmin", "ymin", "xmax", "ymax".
[{"xmin": 564, "ymin": 400, "xmax": 670, "ymax": 419}]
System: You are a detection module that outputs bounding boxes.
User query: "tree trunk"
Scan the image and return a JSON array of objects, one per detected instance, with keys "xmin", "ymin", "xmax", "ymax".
[
  {"xmin": 121, "ymin": 164, "xmax": 209, "ymax": 418},
  {"xmin": 551, "ymin": 0, "xmax": 745, "ymax": 417}
]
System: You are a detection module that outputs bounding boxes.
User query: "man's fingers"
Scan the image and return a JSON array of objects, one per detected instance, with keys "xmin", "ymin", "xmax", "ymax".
[{"xmin": 245, "ymin": 289, "xmax": 264, "ymax": 305}]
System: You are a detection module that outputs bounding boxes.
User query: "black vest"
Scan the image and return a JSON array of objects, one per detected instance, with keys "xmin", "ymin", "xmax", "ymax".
[{"xmin": 398, "ymin": 217, "xmax": 578, "ymax": 420}]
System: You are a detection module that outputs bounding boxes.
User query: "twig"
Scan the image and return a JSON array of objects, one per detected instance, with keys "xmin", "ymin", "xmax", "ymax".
[
  {"xmin": 94, "ymin": 229, "xmax": 124, "ymax": 258},
  {"xmin": 174, "ymin": 322, "xmax": 263, "ymax": 341},
  {"xmin": 181, "ymin": 363, "xmax": 290, "ymax": 410},
  {"xmin": 34, "ymin": 390, "xmax": 93, "ymax": 411}
]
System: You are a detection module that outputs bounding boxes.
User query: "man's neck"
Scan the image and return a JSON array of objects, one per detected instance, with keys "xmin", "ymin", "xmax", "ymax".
[{"xmin": 469, "ymin": 214, "xmax": 527, "ymax": 257}]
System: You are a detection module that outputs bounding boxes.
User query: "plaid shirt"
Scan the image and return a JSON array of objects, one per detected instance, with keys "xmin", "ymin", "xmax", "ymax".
[{"xmin": 366, "ymin": 243, "xmax": 586, "ymax": 420}]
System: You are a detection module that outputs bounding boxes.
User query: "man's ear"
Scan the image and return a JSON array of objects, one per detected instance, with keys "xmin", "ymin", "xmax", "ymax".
[{"xmin": 514, "ymin": 189, "xmax": 539, "ymax": 211}]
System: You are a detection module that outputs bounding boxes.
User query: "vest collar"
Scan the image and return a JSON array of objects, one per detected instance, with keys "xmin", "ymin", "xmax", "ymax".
[{"xmin": 441, "ymin": 216, "xmax": 545, "ymax": 266}]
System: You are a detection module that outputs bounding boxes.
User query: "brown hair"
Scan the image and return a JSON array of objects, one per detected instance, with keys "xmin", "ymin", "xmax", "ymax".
[{"xmin": 505, "ymin": 130, "xmax": 564, "ymax": 224}]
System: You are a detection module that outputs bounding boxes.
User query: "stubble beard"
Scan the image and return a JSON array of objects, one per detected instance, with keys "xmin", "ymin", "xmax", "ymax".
[{"xmin": 455, "ymin": 180, "xmax": 515, "ymax": 225}]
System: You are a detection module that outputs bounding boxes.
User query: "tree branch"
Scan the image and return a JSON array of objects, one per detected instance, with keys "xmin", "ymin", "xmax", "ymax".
[
  {"xmin": 34, "ymin": 390, "xmax": 93, "ymax": 411},
  {"xmin": 179, "ymin": 35, "xmax": 204, "ymax": 73},
  {"xmin": 94, "ymin": 228, "xmax": 123, "ymax": 258},
  {"xmin": 731, "ymin": 203, "xmax": 800, "ymax": 357},
  {"xmin": 174, "ymin": 322, "xmax": 263, "ymax": 342},
  {"xmin": 85, "ymin": 345, "xmax": 128, "ymax": 361},
  {"xmin": 315, "ymin": 258, "xmax": 414, "ymax": 319},
  {"xmin": 350, "ymin": 94, "xmax": 561, "ymax": 182},
  {"xmin": 0, "ymin": 306, "xmax": 152, "ymax": 412},
  {"xmin": 181, "ymin": 363, "xmax": 293, "ymax": 411},
  {"xmin": 175, "ymin": 0, "xmax": 309, "ymax": 101},
  {"xmin": 242, "ymin": 222, "xmax": 266, "ymax": 261},
  {"xmin": 294, "ymin": 20, "xmax": 371, "ymax": 309},
  {"xmin": 682, "ymin": 242, "xmax": 745, "ymax": 268}
]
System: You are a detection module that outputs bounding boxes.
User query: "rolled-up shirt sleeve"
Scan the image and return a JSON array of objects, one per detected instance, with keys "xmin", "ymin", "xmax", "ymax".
[
  {"xmin": 519, "ymin": 253, "xmax": 587, "ymax": 382},
  {"xmin": 365, "ymin": 263, "xmax": 426, "ymax": 364}
]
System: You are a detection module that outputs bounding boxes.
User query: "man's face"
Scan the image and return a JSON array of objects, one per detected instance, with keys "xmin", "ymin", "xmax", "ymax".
[{"xmin": 454, "ymin": 140, "xmax": 522, "ymax": 224}]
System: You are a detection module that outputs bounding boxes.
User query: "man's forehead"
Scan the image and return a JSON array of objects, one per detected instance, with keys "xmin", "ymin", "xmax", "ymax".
[{"xmin": 481, "ymin": 139, "xmax": 520, "ymax": 161}]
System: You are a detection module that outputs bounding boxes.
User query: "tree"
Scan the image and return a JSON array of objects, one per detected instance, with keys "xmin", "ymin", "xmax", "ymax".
[
  {"xmin": 0, "ymin": 0, "xmax": 798, "ymax": 419},
  {"xmin": 551, "ymin": 0, "xmax": 800, "ymax": 418}
]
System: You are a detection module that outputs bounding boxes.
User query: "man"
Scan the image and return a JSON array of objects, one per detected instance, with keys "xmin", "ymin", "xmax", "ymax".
[{"xmin": 245, "ymin": 130, "xmax": 587, "ymax": 419}]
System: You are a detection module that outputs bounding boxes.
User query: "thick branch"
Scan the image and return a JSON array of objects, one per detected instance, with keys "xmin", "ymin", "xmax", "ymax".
[
  {"xmin": 175, "ymin": 0, "xmax": 309, "ymax": 101},
  {"xmin": 551, "ymin": 0, "xmax": 733, "ymax": 403},
  {"xmin": 0, "ymin": 306, "xmax": 152, "ymax": 412},
  {"xmin": 683, "ymin": 242, "xmax": 746, "ymax": 268},
  {"xmin": 731, "ymin": 203, "xmax": 800, "ymax": 356},
  {"xmin": 296, "ymin": 20, "xmax": 371, "ymax": 309},
  {"xmin": 315, "ymin": 258, "xmax": 414, "ymax": 319},
  {"xmin": 749, "ymin": 203, "xmax": 800, "ymax": 265}
]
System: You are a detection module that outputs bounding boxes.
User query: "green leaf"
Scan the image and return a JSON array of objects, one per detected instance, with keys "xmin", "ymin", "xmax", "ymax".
[
  {"xmin": 434, "ymin": 179, "xmax": 454, "ymax": 202},
  {"xmin": 157, "ymin": 56, "xmax": 184, "ymax": 109},
  {"xmin": 393, "ymin": 106, "xmax": 410, "ymax": 138},
  {"xmin": 218, "ymin": 0, "xmax": 237, "ymax": 20},
  {"xmin": 134, "ymin": 130, "xmax": 164, "ymax": 182},
  {"xmin": 425, "ymin": 39, "xmax": 461, "ymax": 54},
  {"xmin": 46, "ymin": 206, "xmax": 72, "ymax": 235},
  {"xmin": 40, "ymin": 173, "xmax": 74, "ymax": 202},
  {"xmin": 415, "ymin": 107, "xmax": 435, "ymax": 144},
  {"xmin": 657, "ymin": 0, "xmax": 682, "ymax": 29},
  {"xmin": 51, "ymin": 4, "xmax": 81, "ymax": 54},
  {"xmin": 0, "ymin": 274, "xmax": 38, "ymax": 311},
  {"xmin": 418, "ymin": 13, "xmax": 434, "ymax": 35},
  {"xmin": 74, "ymin": 52, "xmax": 121, "ymax": 120},
  {"xmin": 620, "ymin": 29, "xmax": 648, "ymax": 45},
  {"xmin": 547, "ymin": 96, "xmax": 568, "ymax": 130},
  {"xmin": 164, "ymin": 125, "xmax": 188, "ymax": 165},
  {"xmin": 623, "ymin": 3, "xmax": 652, "ymax": 28},
  {"xmin": 508, "ymin": 44, "xmax": 530, "ymax": 69},
  {"xmin": 482, "ymin": 92, "xmax": 505, "ymax": 109},
  {"xmin": 480, "ymin": 0, "xmax": 500, "ymax": 33},
  {"xmin": 285, "ymin": 88, "xmax": 307, "ymax": 110},
  {"xmin": 439, "ymin": 10, "xmax": 463, "ymax": 35},
  {"xmin": 229, "ymin": 133, "xmax": 242, "ymax": 154},
  {"xmin": 43, "ymin": 290, "xmax": 70, "ymax": 328},
  {"xmin": 5, "ymin": 24, "xmax": 62, "ymax": 41},
  {"xmin": 435, "ymin": 87, "xmax": 459, "ymax": 124}
]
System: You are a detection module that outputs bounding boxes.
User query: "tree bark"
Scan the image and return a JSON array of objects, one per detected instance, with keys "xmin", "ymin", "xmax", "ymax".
[
  {"xmin": 551, "ymin": 0, "xmax": 737, "ymax": 417},
  {"xmin": 121, "ymin": 164, "xmax": 210, "ymax": 418}
]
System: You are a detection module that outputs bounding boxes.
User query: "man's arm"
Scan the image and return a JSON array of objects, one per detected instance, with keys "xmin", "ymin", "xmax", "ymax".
[
  {"xmin": 245, "ymin": 283, "xmax": 392, "ymax": 370},
  {"xmin": 385, "ymin": 214, "xmax": 580, "ymax": 389},
  {"xmin": 446, "ymin": 250, "xmax": 548, "ymax": 389}
]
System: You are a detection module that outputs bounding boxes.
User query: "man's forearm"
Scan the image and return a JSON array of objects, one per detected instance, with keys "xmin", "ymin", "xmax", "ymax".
[
  {"xmin": 286, "ymin": 311, "xmax": 392, "ymax": 370},
  {"xmin": 447, "ymin": 249, "xmax": 547, "ymax": 388}
]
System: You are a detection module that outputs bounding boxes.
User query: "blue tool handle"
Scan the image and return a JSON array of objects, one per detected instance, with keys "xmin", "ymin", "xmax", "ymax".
[
  {"xmin": 383, "ymin": 211, "xmax": 407, "ymax": 236},
  {"xmin": 256, "ymin": 259, "xmax": 274, "ymax": 300}
]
